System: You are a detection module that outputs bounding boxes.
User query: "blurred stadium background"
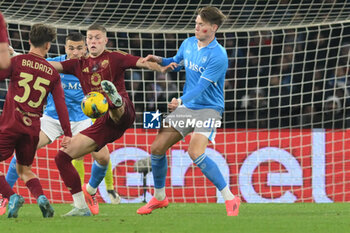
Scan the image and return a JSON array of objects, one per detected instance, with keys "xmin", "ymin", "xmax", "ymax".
[{"xmin": 1, "ymin": 0, "xmax": 350, "ymax": 205}]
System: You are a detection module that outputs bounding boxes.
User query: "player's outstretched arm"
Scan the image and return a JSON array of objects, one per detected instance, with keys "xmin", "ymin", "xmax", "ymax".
[
  {"xmin": 136, "ymin": 58, "xmax": 177, "ymax": 73},
  {"xmin": 0, "ymin": 12, "xmax": 10, "ymax": 70},
  {"xmin": 0, "ymin": 43, "xmax": 10, "ymax": 70},
  {"xmin": 141, "ymin": 55, "xmax": 162, "ymax": 64},
  {"xmin": 48, "ymin": 61, "xmax": 64, "ymax": 73},
  {"xmin": 0, "ymin": 64, "xmax": 11, "ymax": 80}
]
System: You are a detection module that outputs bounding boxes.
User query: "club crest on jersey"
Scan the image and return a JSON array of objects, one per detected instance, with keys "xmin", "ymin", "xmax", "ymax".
[
  {"xmin": 202, "ymin": 56, "xmax": 207, "ymax": 63},
  {"xmin": 91, "ymin": 73, "xmax": 102, "ymax": 86}
]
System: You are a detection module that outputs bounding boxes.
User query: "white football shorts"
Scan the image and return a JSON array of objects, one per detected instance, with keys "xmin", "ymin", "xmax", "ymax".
[
  {"xmin": 40, "ymin": 114, "xmax": 92, "ymax": 142},
  {"xmin": 163, "ymin": 105, "xmax": 222, "ymax": 144}
]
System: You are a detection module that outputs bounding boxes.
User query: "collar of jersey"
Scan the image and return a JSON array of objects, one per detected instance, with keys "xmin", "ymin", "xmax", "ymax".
[{"xmin": 193, "ymin": 37, "xmax": 218, "ymax": 49}]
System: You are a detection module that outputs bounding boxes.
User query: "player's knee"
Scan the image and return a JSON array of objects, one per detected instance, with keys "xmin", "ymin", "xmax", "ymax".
[
  {"xmin": 187, "ymin": 148, "xmax": 204, "ymax": 161},
  {"xmin": 150, "ymin": 143, "xmax": 166, "ymax": 156},
  {"xmin": 17, "ymin": 166, "xmax": 35, "ymax": 182},
  {"xmin": 55, "ymin": 150, "xmax": 73, "ymax": 167},
  {"xmin": 95, "ymin": 157, "xmax": 109, "ymax": 166}
]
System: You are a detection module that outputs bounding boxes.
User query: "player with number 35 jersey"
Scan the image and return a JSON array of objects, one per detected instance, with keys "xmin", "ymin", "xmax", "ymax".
[
  {"xmin": 0, "ymin": 23, "xmax": 71, "ymax": 219},
  {"xmin": 0, "ymin": 53, "xmax": 71, "ymax": 137}
]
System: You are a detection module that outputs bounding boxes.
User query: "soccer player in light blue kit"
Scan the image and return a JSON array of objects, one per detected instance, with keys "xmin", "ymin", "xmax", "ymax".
[
  {"xmin": 137, "ymin": 6, "xmax": 240, "ymax": 216},
  {"xmin": 1, "ymin": 32, "xmax": 119, "ymax": 216}
]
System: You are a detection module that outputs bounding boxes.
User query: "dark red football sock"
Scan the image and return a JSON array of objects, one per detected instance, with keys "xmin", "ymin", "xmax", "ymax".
[
  {"xmin": 55, "ymin": 150, "xmax": 82, "ymax": 195},
  {"xmin": 0, "ymin": 175, "xmax": 15, "ymax": 199},
  {"xmin": 106, "ymin": 97, "xmax": 118, "ymax": 109},
  {"xmin": 25, "ymin": 178, "xmax": 44, "ymax": 199}
]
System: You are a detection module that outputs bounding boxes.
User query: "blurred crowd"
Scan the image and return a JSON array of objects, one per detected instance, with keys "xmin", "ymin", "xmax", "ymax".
[{"xmin": 1, "ymin": 22, "xmax": 350, "ymax": 129}]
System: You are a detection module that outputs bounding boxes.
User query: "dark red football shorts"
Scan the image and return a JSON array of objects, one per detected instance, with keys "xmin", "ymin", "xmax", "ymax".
[
  {"xmin": 0, "ymin": 129, "xmax": 39, "ymax": 166},
  {"xmin": 80, "ymin": 97, "xmax": 135, "ymax": 151}
]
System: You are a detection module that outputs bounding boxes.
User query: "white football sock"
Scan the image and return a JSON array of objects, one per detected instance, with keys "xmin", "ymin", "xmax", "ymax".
[
  {"xmin": 154, "ymin": 187, "xmax": 166, "ymax": 201},
  {"xmin": 86, "ymin": 183, "xmax": 97, "ymax": 195},
  {"xmin": 72, "ymin": 191, "xmax": 88, "ymax": 209},
  {"xmin": 220, "ymin": 185, "xmax": 235, "ymax": 201}
]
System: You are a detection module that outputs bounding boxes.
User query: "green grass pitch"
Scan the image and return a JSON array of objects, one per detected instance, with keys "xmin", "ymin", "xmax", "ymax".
[{"xmin": 0, "ymin": 203, "xmax": 349, "ymax": 233}]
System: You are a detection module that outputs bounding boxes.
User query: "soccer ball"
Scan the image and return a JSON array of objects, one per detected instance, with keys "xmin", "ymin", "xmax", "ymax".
[{"xmin": 81, "ymin": 91, "xmax": 108, "ymax": 118}]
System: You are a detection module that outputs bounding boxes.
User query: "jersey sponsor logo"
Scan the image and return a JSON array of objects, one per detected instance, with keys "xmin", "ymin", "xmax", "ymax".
[
  {"xmin": 185, "ymin": 59, "xmax": 205, "ymax": 73},
  {"xmin": 82, "ymin": 67, "xmax": 89, "ymax": 73},
  {"xmin": 61, "ymin": 82, "xmax": 82, "ymax": 90},
  {"xmin": 21, "ymin": 59, "xmax": 53, "ymax": 75},
  {"xmin": 91, "ymin": 73, "xmax": 102, "ymax": 86}
]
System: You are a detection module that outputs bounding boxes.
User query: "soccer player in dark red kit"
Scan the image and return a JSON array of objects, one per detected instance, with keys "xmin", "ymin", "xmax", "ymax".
[
  {"xmin": 0, "ymin": 12, "xmax": 11, "ymax": 69},
  {"xmin": 49, "ymin": 24, "xmax": 174, "ymax": 216},
  {"xmin": 0, "ymin": 23, "xmax": 72, "ymax": 218}
]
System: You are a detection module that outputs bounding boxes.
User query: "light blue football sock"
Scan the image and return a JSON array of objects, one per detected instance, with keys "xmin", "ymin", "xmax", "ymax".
[
  {"xmin": 6, "ymin": 156, "xmax": 19, "ymax": 188},
  {"xmin": 88, "ymin": 160, "xmax": 108, "ymax": 189},
  {"xmin": 194, "ymin": 153, "xmax": 227, "ymax": 191},
  {"xmin": 151, "ymin": 154, "xmax": 167, "ymax": 189}
]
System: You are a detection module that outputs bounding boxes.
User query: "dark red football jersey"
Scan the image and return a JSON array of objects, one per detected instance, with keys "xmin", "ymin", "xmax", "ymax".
[
  {"xmin": 0, "ymin": 12, "xmax": 8, "ymax": 43},
  {"xmin": 0, "ymin": 53, "xmax": 71, "ymax": 137},
  {"xmin": 61, "ymin": 50, "xmax": 140, "ymax": 100}
]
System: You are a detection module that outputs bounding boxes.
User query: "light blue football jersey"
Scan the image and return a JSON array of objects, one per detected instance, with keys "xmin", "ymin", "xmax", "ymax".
[
  {"xmin": 162, "ymin": 36, "xmax": 228, "ymax": 113},
  {"xmin": 44, "ymin": 55, "xmax": 88, "ymax": 121}
]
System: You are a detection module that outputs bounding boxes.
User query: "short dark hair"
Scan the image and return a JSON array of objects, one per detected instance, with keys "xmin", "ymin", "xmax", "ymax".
[
  {"xmin": 197, "ymin": 6, "xmax": 226, "ymax": 29},
  {"xmin": 29, "ymin": 23, "xmax": 56, "ymax": 47},
  {"xmin": 66, "ymin": 32, "xmax": 85, "ymax": 42},
  {"xmin": 87, "ymin": 24, "xmax": 107, "ymax": 34}
]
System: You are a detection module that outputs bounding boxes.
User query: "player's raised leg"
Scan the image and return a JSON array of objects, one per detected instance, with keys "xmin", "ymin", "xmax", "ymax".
[
  {"xmin": 101, "ymin": 80, "xmax": 123, "ymax": 108},
  {"xmin": 137, "ymin": 127, "xmax": 182, "ymax": 215}
]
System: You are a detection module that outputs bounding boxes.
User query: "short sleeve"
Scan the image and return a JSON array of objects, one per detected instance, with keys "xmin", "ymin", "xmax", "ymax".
[
  {"xmin": 110, "ymin": 51, "xmax": 140, "ymax": 69},
  {"xmin": 201, "ymin": 53, "xmax": 228, "ymax": 84}
]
